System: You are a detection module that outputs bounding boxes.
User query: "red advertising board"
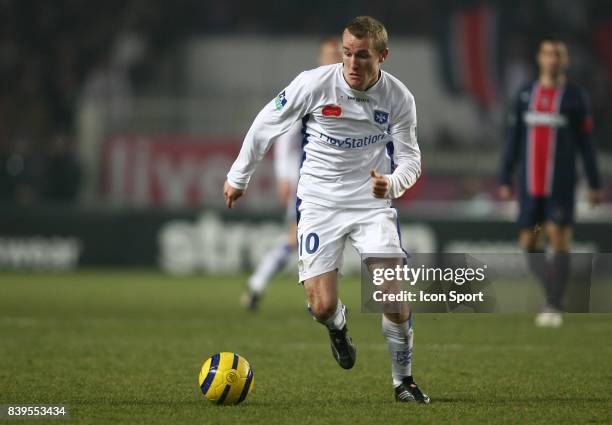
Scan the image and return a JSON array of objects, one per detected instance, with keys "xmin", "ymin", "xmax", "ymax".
[{"xmin": 101, "ymin": 136, "xmax": 278, "ymax": 208}]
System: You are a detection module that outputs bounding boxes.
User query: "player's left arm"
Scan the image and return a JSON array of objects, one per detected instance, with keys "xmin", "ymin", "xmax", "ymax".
[
  {"xmin": 378, "ymin": 93, "xmax": 421, "ymax": 199},
  {"xmin": 575, "ymin": 90, "xmax": 603, "ymax": 205}
]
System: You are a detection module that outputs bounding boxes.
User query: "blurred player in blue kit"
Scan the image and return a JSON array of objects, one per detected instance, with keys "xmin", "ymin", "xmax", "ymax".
[
  {"xmin": 499, "ymin": 39, "xmax": 603, "ymax": 327},
  {"xmin": 225, "ymin": 16, "xmax": 430, "ymax": 403},
  {"xmin": 241, "ymin": 37, "xmax": 343, "ymax": 311}
]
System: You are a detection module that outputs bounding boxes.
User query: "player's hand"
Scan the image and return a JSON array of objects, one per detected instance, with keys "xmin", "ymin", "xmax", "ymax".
[
  {"xmin": 277, "ymin": 180, "xmax": 292, "ymax": 205},
  {"xmin": 589, "ymin": 189, "xmax": 603, "ymax": 206},
  {"xmin": 370, "ymin": 169, "xmax": 390, "ymax": 198},
  {"xmin": 498, "ymin": 185, "xmax": 512, "ymax": 201},
  {"xmin": 224, "ymin": 180, "xmax": 245, "ymax": 209}
]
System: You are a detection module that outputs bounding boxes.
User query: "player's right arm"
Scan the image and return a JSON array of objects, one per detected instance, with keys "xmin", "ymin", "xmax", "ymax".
[
  {"xmin": 499, "ymin": 89, "xmax": 525, "ymax": 200},
  {"xmin": 224, "ymin": 72, "xmax": 314, "ymax": 208}
]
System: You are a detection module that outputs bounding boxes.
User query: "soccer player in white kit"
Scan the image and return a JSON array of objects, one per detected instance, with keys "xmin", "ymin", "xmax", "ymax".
[
  {"xmin": 224, "ymin": 16, "xmax": 430, "ymax": 403},
  {"xmin": 242, "ymin": 38, "xmax": 343, "ymax": 310}
]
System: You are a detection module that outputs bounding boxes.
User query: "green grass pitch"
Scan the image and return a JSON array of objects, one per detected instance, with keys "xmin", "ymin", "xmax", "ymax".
[{"xmin": 1, "ymin": 270, "xmax": 611, "ymax": 424}]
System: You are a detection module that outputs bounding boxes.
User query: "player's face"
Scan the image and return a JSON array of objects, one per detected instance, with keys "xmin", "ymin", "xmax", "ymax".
[
  {"xmin": 537, "ymin": 41, "xmax": 568, "ymax": 77},
  {"xmin": 342, "ymin": 30, "xmax": 388, "ymax": 91},
  {"xmin": 318, "ymin": 41, "xmax": 342, "ymax": 66}
]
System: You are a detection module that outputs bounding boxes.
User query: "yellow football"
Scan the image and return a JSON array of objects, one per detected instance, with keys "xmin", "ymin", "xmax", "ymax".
[{"xmin": 198, "ymin": 352, "xmax": 254, "ymax": 405}]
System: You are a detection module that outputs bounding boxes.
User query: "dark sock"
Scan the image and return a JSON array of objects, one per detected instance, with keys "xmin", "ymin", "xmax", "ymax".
[
  {"xmin": 546, "ymin": 252, "xmax": 570, "ymax": 310},
  {"xmin": 526, "ymin": 250, "xmax": 548, "ymax": 285}
]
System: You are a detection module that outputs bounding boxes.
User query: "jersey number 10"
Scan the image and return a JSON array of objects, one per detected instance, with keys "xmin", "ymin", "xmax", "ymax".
[{"xmin": 298, "ymin": 233, "xmax": 320, "ymax": 255}]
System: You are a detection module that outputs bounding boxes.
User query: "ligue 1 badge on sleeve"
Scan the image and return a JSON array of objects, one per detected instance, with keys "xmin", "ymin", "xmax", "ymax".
[
  {"xmin": 374, "ymin": 109, "xmax": 389, "ymax": 125},
  {"xmin": 275, "ymin": 90, "xmax": 287, "ymax": 111}
]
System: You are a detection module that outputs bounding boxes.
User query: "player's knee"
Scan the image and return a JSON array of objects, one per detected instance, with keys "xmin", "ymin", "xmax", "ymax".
[
  {"xmin": 519, "ymin": 230, "xmax": 541, "ymax": 252},
  {"xmin": 304, "ymin": 270, "xmax": 338, "ymax": 321},
  {"xmin": 308, "ymin": 298, "xmax": 337, "ymax": 321},
  {"xmin": 549, "ymin": 235, "xmax": 569, "ymax": 252},
  {"xmin": 552, "ymin": 244, "xmax": 570, "ymax": 254},
  {"xmin": 547, "ymin": 224, "xmax": 572, "ymax": 254},
  {"xmin": 384, "ymin": 311, "xmax": 410, "ymax": 324}
]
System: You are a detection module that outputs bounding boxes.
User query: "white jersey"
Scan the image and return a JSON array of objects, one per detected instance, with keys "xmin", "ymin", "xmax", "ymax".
[
  {"xmin": 273, "ymin": 120, "xmax": 302, "ymax": 188},
  {"xmin": 227, "ymin": 63, "xmax": 421, "ymax": 209}
]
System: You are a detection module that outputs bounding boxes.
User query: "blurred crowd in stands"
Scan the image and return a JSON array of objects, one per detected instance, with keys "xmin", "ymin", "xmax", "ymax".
[
  {"xmin": 0, "ymin": 0, "xmax": 610, "ymax": 205},
  {"xmin": 0, "ymin": 0, "xmax": 156, "ymax": 205}
]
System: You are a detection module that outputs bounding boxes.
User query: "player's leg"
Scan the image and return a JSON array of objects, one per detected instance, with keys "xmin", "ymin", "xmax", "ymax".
[
  {"xmin": 371, "ymin": 261, "xmax": 428, "ymax": 403},
  {"xmin": 242, "ymin": 235, "xmax": 293, "ymax": 309},
  {"xmin": 519, "ymin": 227, "xmax": 545, "ymax": 252},
  {"xmin": 546, "ymin": 222, "xmax": 572, "ymax": 253},
  {"xmin": 377, "ymin": 277, "xmax": 428, "ymax": 402},
  {"xmin": 383, "ymin": 314, "xmax": 428, "ymax": 403},
  {"xmin": 517, "ymin": 197, "xmax": 561, "ymax": 326},
  {"xmin": 520, "ymin": 226, "xmax": 549, "ymax": 285},
  {"xmin": 287, "ymin": 221, "xmax": 298, "ymax": 250},
  {"xmin": 536, "ymin": 222, "xmax": 572, "ymax": 326},
  {"xmin": 546, "ymin": 221, "xmax": 572, "ymax": 310},
  {"xmin": 304, "ymin": 270, "xmax": 339, "ymax": 322},
  {"xmin": 518, "ymin": 197, "xmax": 548, "ymax": 284},
  {"xmin": 534, "ymin": 200, "xmax": 573, "ymax": 327},
  {"xmin": 350, "ymin": 208, "xmax": 429, "ymax": 403},
  {"xmin": 242, "ymin": 202, "xmax": 298, "ymax": 310},
  {"xmin": 285, "ymin": 194, "xmax": 299, "ymax": 251},
  {"xmin": 298, "ymin": 202, "xmax": 355, "ymax": 369},
  {"xmin": 303, "ymin": 269, "xmax": 355, "ymax": 369}
]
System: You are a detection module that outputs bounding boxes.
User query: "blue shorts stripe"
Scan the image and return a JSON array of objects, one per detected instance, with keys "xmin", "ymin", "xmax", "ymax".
[
  {"xmin": 386, "ymin": 141, "xmax": 396, "ymax": 172},
  {"xmin": 296, "ymin": 114, "xmax": 309, "ymax": 225},
  {"xmin": 200, "ymin": 353, "xmax": 220, "ymax": 395},
  {"xmin": 237, "ymin": 368, "xmax": 253, "ymax": 404},
  {"xmin": 295, "ymin": 197, "xmax": 302, "ymax": 224}
]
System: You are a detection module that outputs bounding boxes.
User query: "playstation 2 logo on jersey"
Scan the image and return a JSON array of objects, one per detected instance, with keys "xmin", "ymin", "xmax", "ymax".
[
  {"xmin": 374, "ymin": 110, "xmax": 389, "ymax": 125},
  {"xmin": 275, "ymin": 90, "xmax": 287, "ymax": 111}
]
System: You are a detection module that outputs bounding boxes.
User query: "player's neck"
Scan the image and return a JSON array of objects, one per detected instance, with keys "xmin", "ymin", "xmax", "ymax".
[
  {"xmin": 538, "ymin": 74, "xmax": 566, "ymax": 88},
  {"xmin": 364, "ymin": 71, "xmax": 382, "ymax": 91}
]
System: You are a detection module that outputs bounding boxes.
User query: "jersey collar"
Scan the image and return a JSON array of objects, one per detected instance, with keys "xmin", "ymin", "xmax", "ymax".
[{"xmin": 338, "ymin": 65, "xmax": 384, "ymax": 94}]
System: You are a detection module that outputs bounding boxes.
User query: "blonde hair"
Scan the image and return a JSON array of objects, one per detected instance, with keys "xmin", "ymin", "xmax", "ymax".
[{"xmin": 345, "ymin": 16, "xmax": 388, "ymax": 52}]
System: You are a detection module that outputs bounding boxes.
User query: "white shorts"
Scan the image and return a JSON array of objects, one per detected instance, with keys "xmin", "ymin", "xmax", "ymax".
[{"xmin": 297, "ymin": 201, "xmax": 406, "ymax": 282}]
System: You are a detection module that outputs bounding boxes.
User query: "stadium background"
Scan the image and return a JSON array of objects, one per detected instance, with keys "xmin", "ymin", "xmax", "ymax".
[
  {"xmin": 1, "ymin": 1, "xmax": 612, "ymax": 272},
  {"xmin": 1, "ymin": 2, "xmax": 611, "ymax": 424}
]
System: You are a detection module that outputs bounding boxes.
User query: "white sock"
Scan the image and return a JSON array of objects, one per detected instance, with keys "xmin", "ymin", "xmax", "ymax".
[
  {"xmin": 382, "ymin": 314, "xmax": 413, "ymax": 387},
  {"xmin": 325, "ymin": 300, "xmax": 347, "ymax": 330},
  {"xmin": 248, "ymin": 238, "xmax": 293, "ymax": 294},
  {"xmin": 309, "ymin": 299, "xmax": 347, "ymax": 330}
]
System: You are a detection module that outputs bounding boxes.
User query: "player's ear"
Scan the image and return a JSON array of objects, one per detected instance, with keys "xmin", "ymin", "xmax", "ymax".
[{"xmin": 379, "ymin": 48, "xmax": 389, "ymax": 63}]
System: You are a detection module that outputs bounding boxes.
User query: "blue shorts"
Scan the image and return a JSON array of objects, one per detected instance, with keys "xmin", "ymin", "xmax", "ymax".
[{"xmin": 518, "ymin": 196, "xmax": 574, "ymax": 228}]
